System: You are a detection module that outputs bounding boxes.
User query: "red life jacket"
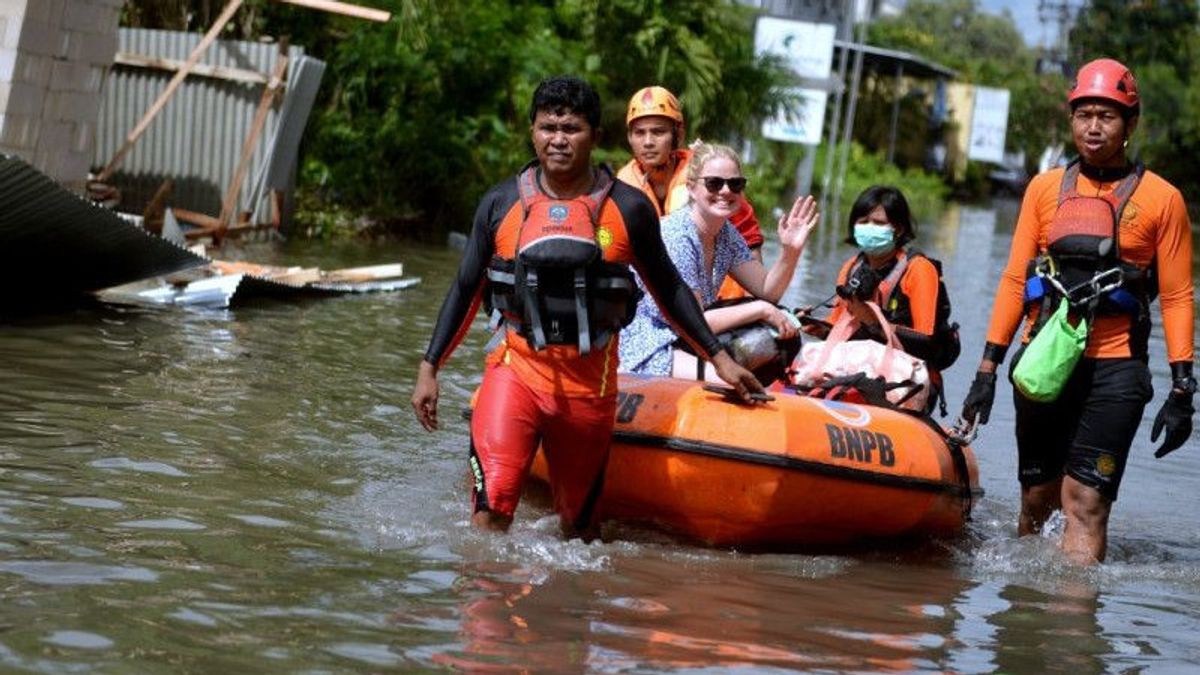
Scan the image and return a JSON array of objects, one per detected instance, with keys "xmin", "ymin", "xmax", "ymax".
[{"xmin": 486, "ymin": 163, "xmax": 640, "ymax": 354}]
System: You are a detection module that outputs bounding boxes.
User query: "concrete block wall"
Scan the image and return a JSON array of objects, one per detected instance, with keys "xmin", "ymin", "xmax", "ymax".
[{"xmin": 0, "ymin": 0, "xmax": 120, "ymax": 192}]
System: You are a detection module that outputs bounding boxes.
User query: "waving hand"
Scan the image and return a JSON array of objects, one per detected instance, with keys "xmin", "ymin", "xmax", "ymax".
[{"xmin": 778, "ymin": 194, "xmax": 820, "ymax": 253}]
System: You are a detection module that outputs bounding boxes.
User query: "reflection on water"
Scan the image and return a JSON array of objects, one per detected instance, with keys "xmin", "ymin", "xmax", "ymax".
[{"xmin": 0, "ymin": 220, "xmax": 1197, "ymax": 671}]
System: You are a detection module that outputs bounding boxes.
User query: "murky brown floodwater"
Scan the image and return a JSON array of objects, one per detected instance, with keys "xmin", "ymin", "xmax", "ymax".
[{"xmin": 1, "ymin": 201, "xmax": 1199, "ymax": 673}]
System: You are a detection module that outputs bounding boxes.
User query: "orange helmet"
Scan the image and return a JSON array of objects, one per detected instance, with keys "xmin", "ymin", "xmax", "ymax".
[
  {"xmin": 1068, "ymin": 58, "xmax": 1139, "ymax": 110},
  {"xmin": 626, "ymin": 86, "xmax": 684, "ymax": 126}
]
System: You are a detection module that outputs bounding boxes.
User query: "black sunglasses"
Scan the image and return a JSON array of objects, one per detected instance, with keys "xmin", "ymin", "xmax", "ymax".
[{"xmin": 700, "ymin": 176, "xmax": 747, "ymax": 194}]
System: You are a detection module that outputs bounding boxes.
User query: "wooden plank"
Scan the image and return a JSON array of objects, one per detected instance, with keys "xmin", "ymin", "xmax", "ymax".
[
  {"xmin": 185, "ymin": 220, "xmax": 275, "ymax": 241},
  {"xmin": 114, "ymin": 51, "xmax": 269, "ymax": 85},
  {"xmin": 97, "ymin": 0, "xmax": 246, "ymax": 182},
  {"xmin": 274, "ymin": 0, "xmax": 391, "ymax": 22},
  {"xmin": 217, "ymin": 44, "xmax": 289, "ymax": 240},
  {"xmin": 141, "ymin": 179, "xmax": 174, "ymax": 236},
  {"xmin": 211, "ymin": 260, "xmax": 297, "ymax": 276},
  {"xmin": 274, "ymin": 269, "xmax": 323, "ymax": 285},
  {"xmin": 268, "ymin": 189, "xmax": 282, "ymax": 229},
  {"xmin": 172, "ymin": 207, "xmax": 221, "ymax": 231},
  {"xmin": 322, "ymin": 263, "xmax": 404, "ymax": 283},
  {"xmin": 184, "ymin": 229, "xmax": 216, "ymax": 242}
]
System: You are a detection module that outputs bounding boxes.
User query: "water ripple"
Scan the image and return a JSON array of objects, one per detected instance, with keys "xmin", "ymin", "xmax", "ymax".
[{"xmin": 0, "ymin": 560, "xmax": 158, "ymax": 585}]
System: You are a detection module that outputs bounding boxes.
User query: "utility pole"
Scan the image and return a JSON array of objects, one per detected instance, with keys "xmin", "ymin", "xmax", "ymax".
[
  {"xmin": 1037, "ymin": 0, "xmax": 1082, "ymax": 75},
  {"xmin": 818, "ymin": 0, "xmax": 854, "ymax": 219}
]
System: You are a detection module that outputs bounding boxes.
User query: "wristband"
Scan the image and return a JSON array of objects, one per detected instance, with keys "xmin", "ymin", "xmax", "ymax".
[
  {"xmin": 982, "ymin": 341, "xmax": 1008, "ymax": 365},
  {"xmin": 1170, "ymin": 362, "xmax": 1196, "ymax": 396}
]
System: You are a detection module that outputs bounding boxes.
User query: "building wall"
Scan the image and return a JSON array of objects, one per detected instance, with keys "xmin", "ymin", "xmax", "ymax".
[
  {"xmin": 945, "ymin": 82, "xmax": 977, "ymax": 183},
  {"xmin": 0, "ymin": 0, "xmax": 121, "ymax": 191}
]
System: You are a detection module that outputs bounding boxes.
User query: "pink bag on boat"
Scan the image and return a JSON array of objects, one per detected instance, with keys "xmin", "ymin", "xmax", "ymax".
[{"xmin": 790, "ymin": 301, "xmax": 930, "ymax": 412}]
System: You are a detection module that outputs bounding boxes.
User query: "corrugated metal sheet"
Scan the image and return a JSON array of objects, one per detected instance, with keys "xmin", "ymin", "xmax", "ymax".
[
  {"xmin": 0, "ymin": 154, "xmax": 207, "ymax": 305},
  {"xmin": 94, "ymin": 28, "xmax": 322, "ymax": 223}
]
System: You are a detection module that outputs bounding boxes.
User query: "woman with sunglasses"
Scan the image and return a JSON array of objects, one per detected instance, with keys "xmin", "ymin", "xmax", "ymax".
[{"xmin": 619, "ymin": 142, "xmax": 819, "ymax": 380}]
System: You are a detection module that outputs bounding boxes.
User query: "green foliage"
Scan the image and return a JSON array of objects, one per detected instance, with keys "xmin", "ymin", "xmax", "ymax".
[
  {"xmin": 1070, "ymin": 0, "xmax": 1197, "ymax": 81},
  {"xmin": 849, "ymin": 74, "xmax": 940, "ymax": 171},
  {"xmin": 286, "ymin": 0, "xmax": 792, "ymax": 236},
  {"xmin": 121, "ymin": 0, "xmax": 796, "ymax": 237},
  {"xmin": 1069, "ymin": 0, "xmax": 1200, "ymax": 197},
  {"xmin": 812, "ymin": 142, "xmax": 950, "ymax": 217},
  {"xmin": 869, "ymin": 0, "xmax": 1066, "ymax": 175},
  {"xmin": 870, "ymin": 0, "xmax": 1029, "ymax": 73},
  {"xmin": 116, "ymin": 0, "xmax": 967, "ymax": 235},
  {"xmin": 742, "ymin": 141, "xmax": 808, "ymax": 212}
]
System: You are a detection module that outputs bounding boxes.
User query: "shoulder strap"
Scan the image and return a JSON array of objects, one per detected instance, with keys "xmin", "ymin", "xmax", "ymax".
[
  {"xmin": 580, "ymin": 165, "xmax": 616, "ymax": 224},
  {"xmin": 516, "ymin": 161, "xmax": 541, "ymax": 214},
  {"xmin": 1109, "ymin": 161, "xmax": 1144, "ymax": 225},
  {"xmin": 1057, "ymin": 160, "xmax": 1081, "ymax": 206},
  {"xmin": 879, "ymin": 249, "xmax": 911, "ymax": 307},
  {"xmin": 1109, "ymin": 162, "xmax": 1144, "ymax": 261}
]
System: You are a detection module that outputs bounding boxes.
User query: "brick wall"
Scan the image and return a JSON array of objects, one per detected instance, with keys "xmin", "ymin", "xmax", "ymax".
[{"xmin": 0, "ymin": 0, "xmax": 121, "ymax": 191}]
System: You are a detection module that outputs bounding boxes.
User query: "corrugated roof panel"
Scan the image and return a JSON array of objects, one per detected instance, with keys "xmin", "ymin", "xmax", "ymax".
[
  {"xmin": 94, "ymin": 28, "xmax": 309, "ymax": 220},
  {"xmin": 0, "ymin": 154, "xmax": 207, "ymax": 304}
]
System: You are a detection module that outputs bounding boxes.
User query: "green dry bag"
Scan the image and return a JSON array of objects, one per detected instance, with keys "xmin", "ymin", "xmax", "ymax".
[{"xmin": 1012, "ymin": 301, "xmax": 1088, "ymax": 402}]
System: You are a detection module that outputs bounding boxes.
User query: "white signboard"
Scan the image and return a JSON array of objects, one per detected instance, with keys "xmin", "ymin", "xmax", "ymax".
[
  {"xmin": 754, "ymin": 17, "xmax": 836, "ymax": 78},
  {"xmin": 968, "ymin": 86, "xmax": 1010, "ymax": 163},
  {"xmin": 761, "ymin": 87, "xmax": 828, "ymax": 146},
  {"xmin": 755, "ymin": 17, "xmax": 836, "ymax": 146}
]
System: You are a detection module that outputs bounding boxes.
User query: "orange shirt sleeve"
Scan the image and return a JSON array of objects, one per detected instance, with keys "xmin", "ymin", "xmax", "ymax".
[
  {"xmin": 985, "ymin": 171, "xmax": 1056, "ymax": 347},
  {"xmin": 897, "ymin": 256, "xmax": 940, "ymax": 336},
  {"xmin": 1155, "ymin": 188, "xmax": 1195, "ymax": 363}
]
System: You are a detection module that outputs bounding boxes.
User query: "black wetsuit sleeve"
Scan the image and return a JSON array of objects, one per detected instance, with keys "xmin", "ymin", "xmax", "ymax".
[
  {"xmin": 617, "ymin": 186, "xmax": 723, "ymax": 357},
  {"xmin": 423, "ymin": 181, "xmax": 514, "ymax": 367},
  {"xmin": 892, "ymin": 326, "xmax": 940, "ymax": 363},
  {"xmin": 851, "ymin": 324, "xmax": 943, "ymax": 365}
]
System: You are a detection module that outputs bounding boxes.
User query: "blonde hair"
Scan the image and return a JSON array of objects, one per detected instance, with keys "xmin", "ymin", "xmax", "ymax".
[{"xmin": 686, "ymin": 142, "xmax": 742, "ymax": 184}]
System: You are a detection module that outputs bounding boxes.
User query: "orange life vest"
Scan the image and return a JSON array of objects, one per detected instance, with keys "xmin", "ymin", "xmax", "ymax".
[{"xmin": 486, "ymin": 164, "xmax": 640, "ymax": 354}]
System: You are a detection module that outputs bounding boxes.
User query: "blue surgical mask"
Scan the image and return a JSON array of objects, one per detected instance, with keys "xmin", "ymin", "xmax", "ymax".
[{"xmin": 853, "ymin": 223, "xmax": 895, "ymax": 256}]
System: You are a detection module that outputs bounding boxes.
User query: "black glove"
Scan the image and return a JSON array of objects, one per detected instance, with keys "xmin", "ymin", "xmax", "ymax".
[
  {"xmin": 961, "ymin": 371, "xmax": 997, "ymax": 425},
  {"xmin": 1152, "ymin": 390, "xmax": 1195, "ymax": 458}
]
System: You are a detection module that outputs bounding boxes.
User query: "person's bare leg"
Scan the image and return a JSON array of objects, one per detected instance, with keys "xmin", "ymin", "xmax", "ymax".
[
  {"xmin": 1060, "ymin": 475, "xmax": 1111, "ymax": 565},
  {"xmin": 471, "ymin": 510, "xmax": 513, "ymax": 532},
  {"xmin": 1019, "ymin": 477, "xmax": 1063, "ymax": 536}
]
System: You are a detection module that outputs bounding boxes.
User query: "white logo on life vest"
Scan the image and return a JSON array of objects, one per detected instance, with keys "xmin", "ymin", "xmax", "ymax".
[
  {"xmin": 815, "ymin": 399, "xmax": 872, "ymax": 427},
  {"xmin": 548, "ymin": 204, "xmax": 569, "ymax": 223}
]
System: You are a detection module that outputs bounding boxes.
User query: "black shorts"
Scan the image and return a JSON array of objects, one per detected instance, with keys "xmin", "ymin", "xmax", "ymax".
[{"xmin": 1011, "ymin": 356, "xmax": 1153, "ymax": 501}]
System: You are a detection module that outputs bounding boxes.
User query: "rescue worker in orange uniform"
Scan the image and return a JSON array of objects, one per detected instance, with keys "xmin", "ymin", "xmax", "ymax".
[
  {"xmin": 821, "ymin": 186, "xmax": 959, "ymax": 415},
  {"xmin": 617, "ymin": 86, "xmax": 764, "ymax": 299},
  {"xmin": 959, "ymin": 59, "xmax": 1195, "ymax": 564},
  {"xmin": 411, "ymin": 76, "xmax": 763, "ymax": 538}
]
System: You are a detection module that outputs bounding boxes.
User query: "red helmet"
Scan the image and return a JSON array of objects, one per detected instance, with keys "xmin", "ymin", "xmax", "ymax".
[{"xmin": 1068, "ymin": 58, "xmax": 1139, "ymax": 109}]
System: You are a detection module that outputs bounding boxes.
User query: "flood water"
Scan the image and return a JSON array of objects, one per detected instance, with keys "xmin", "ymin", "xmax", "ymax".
[{"xmin": 2, "ymin": 199, "xmax": 1199, "ymax": 673}]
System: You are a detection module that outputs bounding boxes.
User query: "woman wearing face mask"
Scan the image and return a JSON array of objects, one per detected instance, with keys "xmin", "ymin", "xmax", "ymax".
[
  {"xmin": 815, "ymin": 185, "xmax": 955, "ymax": 413},
  {"xmin": 619, "ymin": 142, "xmax": 820, "ymax": 382}
]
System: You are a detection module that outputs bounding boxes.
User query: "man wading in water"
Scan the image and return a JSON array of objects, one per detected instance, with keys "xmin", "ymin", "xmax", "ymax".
[
  {"xmin": 411, "ymin": 76, "xmax": 763, "ymax": 538},
  {"xmin": 960, "ymin": 58, "xmax": 1195, "ymax": 564}
]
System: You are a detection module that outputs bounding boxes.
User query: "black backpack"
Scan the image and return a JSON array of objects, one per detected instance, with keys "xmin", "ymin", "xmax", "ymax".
[{"xmin": 882, "ymin": 251, "xmax": 961, "ymax": 372}]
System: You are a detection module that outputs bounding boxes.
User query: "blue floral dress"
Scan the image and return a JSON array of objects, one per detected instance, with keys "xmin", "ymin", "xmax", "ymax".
[{"xmin": 619, "ymin": 208, "xmax": 753, "ymax": 375}]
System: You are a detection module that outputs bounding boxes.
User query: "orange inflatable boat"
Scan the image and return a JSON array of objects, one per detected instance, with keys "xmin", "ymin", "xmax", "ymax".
[{"xmin": 530, "ymin": 375, "xmax": 982, "ymax": 549}]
